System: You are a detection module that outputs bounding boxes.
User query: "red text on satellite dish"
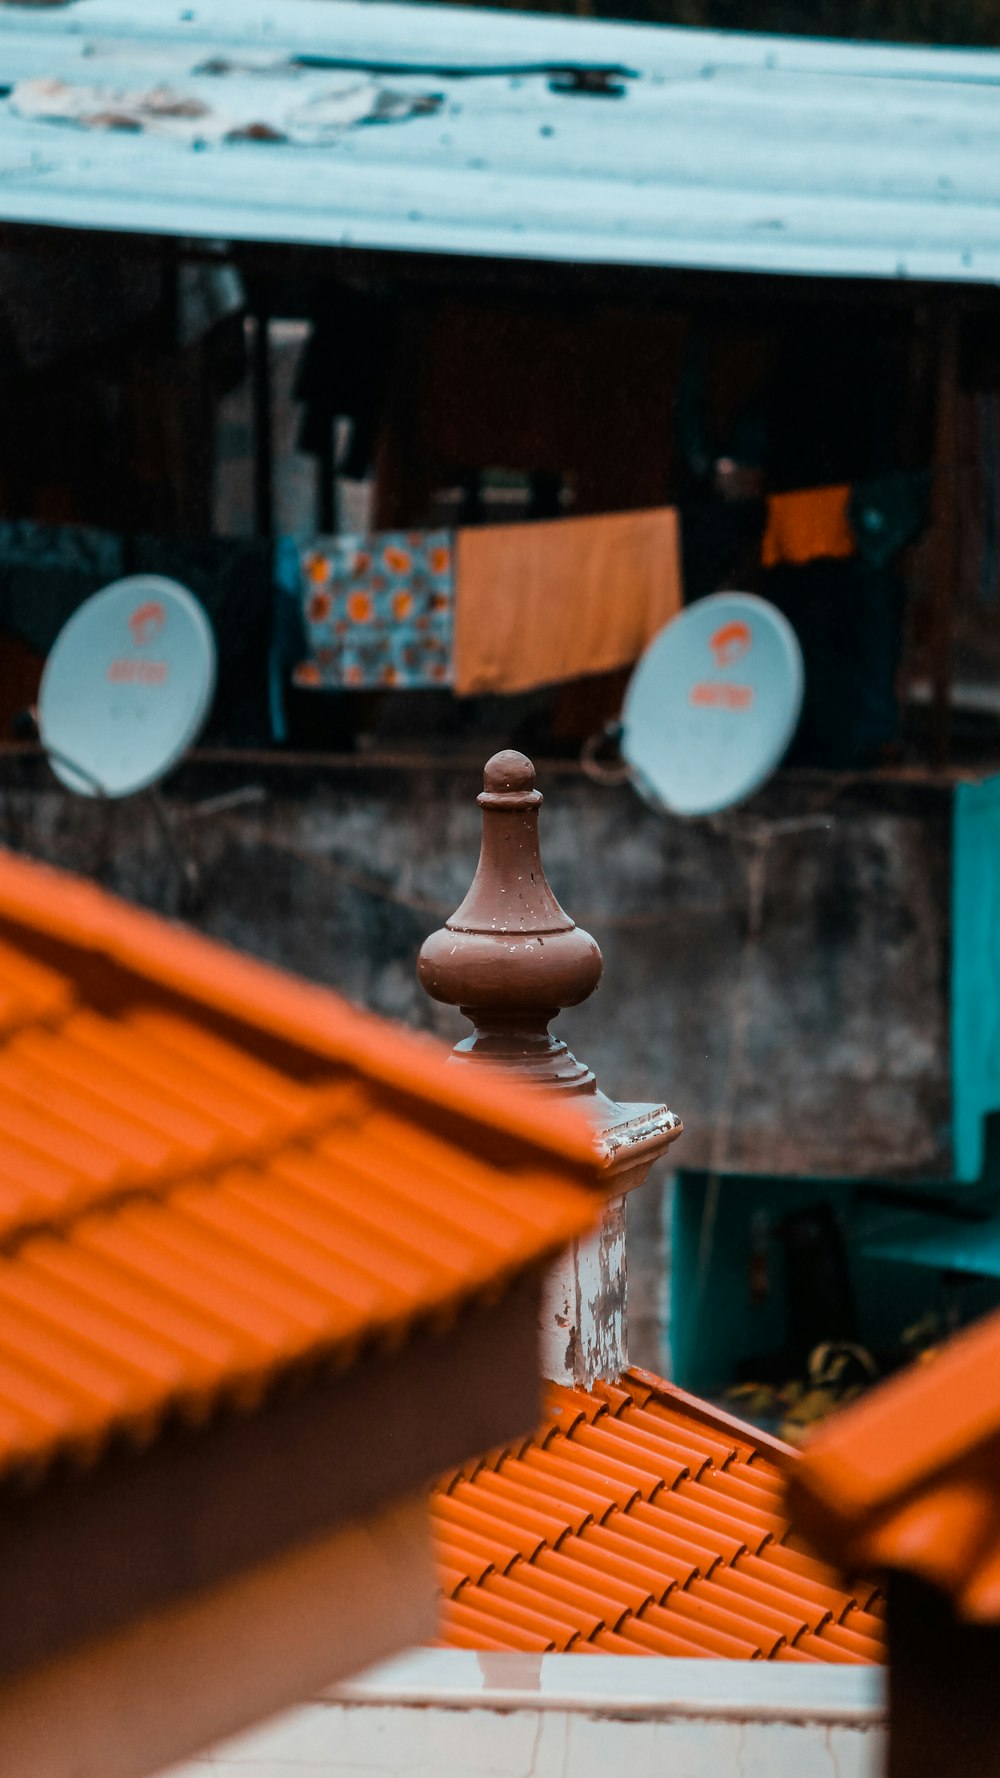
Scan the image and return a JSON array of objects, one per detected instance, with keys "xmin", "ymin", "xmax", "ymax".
[
  {"xmin": 689, "ymin": 682, "xmax": 754, "ymax": 709},
  {"xmin": 710, "ymin": 620, "xmax": 752, "ymax": 669},
  {"xmin": 129, "ymin": 602, "xmax": 166, "ymax": 648},
  {"xmin": 107, "ymin": 659, "xmax": 168, "ymax": 684}
]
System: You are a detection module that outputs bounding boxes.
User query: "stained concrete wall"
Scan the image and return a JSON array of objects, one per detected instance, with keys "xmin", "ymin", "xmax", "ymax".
[{"xmin": 0, "ymin": 752, "xmax": 952, "ymax": 1183}]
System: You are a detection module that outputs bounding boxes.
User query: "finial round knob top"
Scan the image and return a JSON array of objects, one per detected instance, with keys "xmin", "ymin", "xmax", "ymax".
[
  {"xmin": 480, "ymin": 749, "xmax": 541, "ymax": 810},
  {"xmin": 484, "ymin": 749, "xmax": 535, "ymax": 794}
]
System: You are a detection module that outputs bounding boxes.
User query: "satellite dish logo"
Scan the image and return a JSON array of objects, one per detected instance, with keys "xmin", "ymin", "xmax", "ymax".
[
  {"xmin": 129, "ymin": 601, "xmax": 166, "ymax": 648},
  {"xmin": 109, "ymin": 600, "xmax": 169, "ymax": 684},
  {"xmin": 689, "ymin": 616, "xmax": 755, "ymax": 709},
  {"xmin": 709, "ymin": 620, "xmax": 752, "ymax": 670}
]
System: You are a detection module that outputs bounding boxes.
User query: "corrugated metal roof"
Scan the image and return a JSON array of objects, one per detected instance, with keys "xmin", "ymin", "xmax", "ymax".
[
  {"xmin": 0, "ymin": 0, "xmax": 999, "ymax": 281},
  {"xmin": 433, "ymin": 1370, "xmax": 887, "ymax": 1660}
]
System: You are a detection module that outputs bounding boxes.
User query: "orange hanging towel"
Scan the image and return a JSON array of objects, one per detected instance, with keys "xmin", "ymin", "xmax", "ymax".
[
  {"xmin": 761, "ymin": 485, "xmax": 855, "ymax": 569},
  {"xmin": 454, "ymin": 507, "xmax": 682, "ymax": 697}
]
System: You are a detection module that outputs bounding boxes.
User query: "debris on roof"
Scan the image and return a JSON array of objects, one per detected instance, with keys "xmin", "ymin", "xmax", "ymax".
[
  {"xmin": 787, "ymin": 1307, "xmax": 1000, "ymax": 1622},
  {"xmin": 434, "ymin": 1368, "xmax": 886, "ymax": 1660},
  {"xmin": 10, "ymin": 71, "xmax": 442, "ymax": 145}
]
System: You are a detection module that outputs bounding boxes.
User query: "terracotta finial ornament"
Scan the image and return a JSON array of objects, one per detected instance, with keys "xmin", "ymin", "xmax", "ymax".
[
  {"xmin": 418, "ymin": 750, "xmax": 603, "ymax": 1092},
  {"xmin": 419, "ymin": 751, "xmax": 682, "ymax": 1180}
]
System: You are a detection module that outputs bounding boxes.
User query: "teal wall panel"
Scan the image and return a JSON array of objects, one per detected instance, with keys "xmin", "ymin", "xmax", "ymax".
[
  {"xmin": 953, "ymin": 774, "xmax": 1000, "ymax": 1183},
  {"xmin": 669, "ymin": 1169, "xmax": 1000, "ymax": 1397}
]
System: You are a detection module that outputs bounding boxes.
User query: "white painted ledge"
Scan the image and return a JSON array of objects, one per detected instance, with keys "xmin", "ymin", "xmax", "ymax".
[
  {"xmin": 164, "ymin": 1653, "xmax": 886, "ymax": 1778},
  {"xmin": 332, "ymin": 1649, "xmax": 886, "ymax": 1725}
]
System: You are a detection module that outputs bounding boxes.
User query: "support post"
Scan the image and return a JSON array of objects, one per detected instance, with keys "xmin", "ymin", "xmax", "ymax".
[
  {"xmin": 929, "ymin": 309, "xmax": 959, "ymax": 768},
  {"xmin": 251, "ymin": 309, "xmax": 274, "ymax": 539}
]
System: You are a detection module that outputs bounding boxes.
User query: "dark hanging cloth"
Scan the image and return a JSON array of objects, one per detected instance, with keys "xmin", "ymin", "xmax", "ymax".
[
  {"xmin": 762, "ymin": 557, "xmax": 905, "ymax": 768},
  {"xmin": 761, "ymin": 471, "xmax": 929, "ymax": 769},
  {"xmin": 128, "ymin": 535, "xmax": 276, "ymax": 747},
  {"xmin": 849, "ymin": 470, "xmax": 931, "ymax": 571},
  {"xmin": 680, "ymin": 472, "xmax": 929, "ymax": 769},
  {"xmin": 294, "ymin": 285, "xmax": 396, "ymax": 481},
  {"xmin": 679, "ymin": 496, "xmax": 766, "ymax": 605}
]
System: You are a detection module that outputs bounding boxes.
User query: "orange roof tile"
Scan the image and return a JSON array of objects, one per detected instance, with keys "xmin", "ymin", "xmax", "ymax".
[
  {"xmin": 0, "ymin": 847, "xmax": 600, "ymax": 1485},
  {"xmin": 433, "ymin": 1368, "xmax": 886, "ymax": 1661},
  {"xmin": 787, "ymin": 1306, "xmax": 1000, "ymax": 1622}
]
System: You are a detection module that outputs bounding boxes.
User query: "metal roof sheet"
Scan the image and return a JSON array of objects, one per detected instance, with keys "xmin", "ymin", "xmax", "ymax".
[
  {"xmin": 433, "ymin": 1370, "xmax": 887, "ymax": 1660},
  {"xmin": 0, "ymin": 0, "xmax": 999, "ymax": 281}
]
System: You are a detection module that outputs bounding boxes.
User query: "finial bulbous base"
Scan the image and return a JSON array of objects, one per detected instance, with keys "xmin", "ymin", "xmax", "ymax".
[{"xmin": 416, "ymin": 750, "xmax": 604, "ymax": 1092}]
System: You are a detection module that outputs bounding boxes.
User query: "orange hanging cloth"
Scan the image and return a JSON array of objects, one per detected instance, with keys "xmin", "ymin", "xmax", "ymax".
[
  {"xmin": 453, "ymin": 507, "xmax": 682, "ymax": 697},
  {"xmin": 761, "ymin": 485, "xmax": 855, "ymax": 569}
]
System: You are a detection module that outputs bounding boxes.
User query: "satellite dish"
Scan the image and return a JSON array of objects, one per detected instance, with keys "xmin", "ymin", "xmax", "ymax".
[
  {"xmin": 621, "ymin": 592, "xmax": 804, "ymax": 816},
  {"xmin": 38, "ymin": 576, "xmax": 216, "ymax": 799}
]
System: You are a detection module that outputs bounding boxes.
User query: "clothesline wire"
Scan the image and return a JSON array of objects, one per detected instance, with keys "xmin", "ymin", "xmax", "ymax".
[{"xmin": 8, "ymin": 739, "xmax": 929, "ymax": 787}]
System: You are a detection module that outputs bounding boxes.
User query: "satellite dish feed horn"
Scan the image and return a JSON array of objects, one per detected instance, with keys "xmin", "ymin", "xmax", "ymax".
[
  {"xmin": 620, "ymin": 592, "xmax": 804, "ymax": 817},
  {"xmin": 37, "ymin": 575, "xmax": 217, "ymax": 908}
]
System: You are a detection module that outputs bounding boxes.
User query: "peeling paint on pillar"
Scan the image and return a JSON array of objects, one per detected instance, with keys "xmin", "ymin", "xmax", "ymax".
[{"xmin": 541, "ymin": 1197, "xmax": 627, "ymax": 1388}]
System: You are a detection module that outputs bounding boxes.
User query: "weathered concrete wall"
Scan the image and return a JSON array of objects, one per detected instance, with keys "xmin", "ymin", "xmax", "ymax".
[{"xmin": 0, "ymin": 752, "xmax": 952, "ymax": 1180}]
